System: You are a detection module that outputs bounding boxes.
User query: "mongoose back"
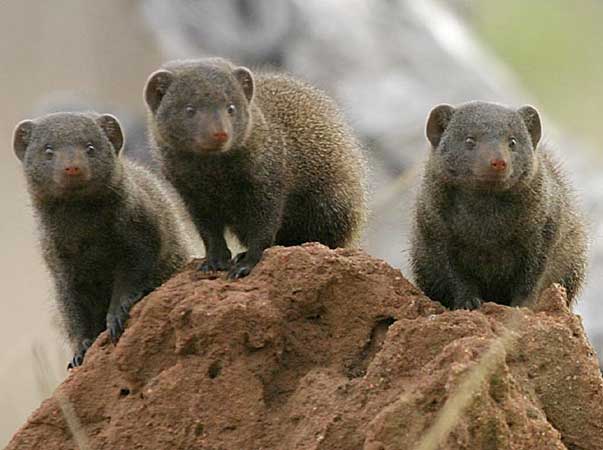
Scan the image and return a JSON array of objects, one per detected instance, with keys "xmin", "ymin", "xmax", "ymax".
[
  {"xmin": 144, "ymin": 57, "xmax": 366, "ymax": 279},
  {"xmin": 13, "ymin": 112, "xmax": 197, "ymax": 367},
  {"xmin": 411, "ymin": 101, "xmax": 587, "ymax": 309}
]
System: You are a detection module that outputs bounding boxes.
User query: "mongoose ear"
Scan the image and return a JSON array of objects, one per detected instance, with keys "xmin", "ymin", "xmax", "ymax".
[
  {"xmin": 144, "ymin": 70, "xmax": 174, "ymax": 113},
  {"xmin": 426, "ymin": 104, "xmax": 455, "ymax": 148},
  {"xmin": 97, "ymin": 114, "xmax": 124, "ymax": 153},
  {"xmin": 518, "ymin": 105, "xmax": 542, "ymax": 147},
  {"xmin": 13, "ymin": 120, "xmax": 35, "ymax": 162},
  {"xmin": 233, "ymin": 66, "xmax": 255, "ymax": 102}
]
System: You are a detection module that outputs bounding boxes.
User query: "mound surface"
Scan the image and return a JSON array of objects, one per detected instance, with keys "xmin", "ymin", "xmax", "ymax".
[{"xmin": 7, "ymin": 244, "xmax": 603, "ymax": 449}]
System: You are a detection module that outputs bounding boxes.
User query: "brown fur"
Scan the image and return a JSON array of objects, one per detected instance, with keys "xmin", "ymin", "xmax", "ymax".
[
  {"xmin": 145, "ymin": 58, "xmax": 367, "ymax": 278},
  {"xmin": 13, "ymin": 112, "xmax": 198, "ymax": 367},
  {"xmin": 411, "ymin": 101, "xmax": 587, "ymax": 309}
]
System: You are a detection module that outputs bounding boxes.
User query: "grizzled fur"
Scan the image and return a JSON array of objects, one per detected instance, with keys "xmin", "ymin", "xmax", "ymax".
[
  {"xmin": 13, "ymin": 112, "xmax": 196, "ymax": 367},
  {"xmin": 411, "ymin": 101, "xmax": 587, "ymax": 310},
  {"xmin": 145, "ymin": 57, "xmax": 366, "ymax": 278}
]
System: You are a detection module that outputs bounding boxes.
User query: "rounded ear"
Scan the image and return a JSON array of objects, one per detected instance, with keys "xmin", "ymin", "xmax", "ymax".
[
  {"xmin": 13, "ymin": 120, "xmax": 35, "ymax": 161},
  {"xmin": 97, "ymin": 114, "xmax": 124, "ymax": 153},
  {"xmin": 233, "ymin": 66, "xmax": 255, "ymax": 102},
  {"xmin": 144, "ymin": 70, "xmax": 174, "ymax": 113},
  {"xmin": 517, "ymin": 105, "xmax": 542, "ymax": 147},
  {"xmin": 426, "ymin": 104, "xmax": 455, "ymax": 148}
]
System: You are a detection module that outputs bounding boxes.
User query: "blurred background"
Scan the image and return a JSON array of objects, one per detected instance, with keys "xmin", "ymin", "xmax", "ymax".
[{"xmin": 1, "ymin": 0, "xmax": 602, "ymax": 444}]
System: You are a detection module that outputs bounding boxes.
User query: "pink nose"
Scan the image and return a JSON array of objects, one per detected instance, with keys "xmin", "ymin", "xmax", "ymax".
[
  {"xmin": 64, "ymin": 166, "xmax": 81, "ymax": 176},
  {"xmin": 213, "ymin": 131, "xmax": 229, "ymax": 143},
  {"xmin": 490, "ymin": 159, "xmax": 507, "ymax": 172}
]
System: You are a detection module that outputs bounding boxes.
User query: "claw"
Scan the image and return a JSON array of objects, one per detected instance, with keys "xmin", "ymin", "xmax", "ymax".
[
  {"xmin": 453, "ymin": 297, "xmax": 482, "ymax": 310},
  {"xmin": 107, "ymin": 309, "xmax": 129, "ymax": 344},
  {"xmin": 67, "ymin": 355, "xmax": 80, "ymax": 370},
  {"xmin": 197, "ymin": 260, "xmax": 211, "ymax": 272},
  {"xmin": 227, "ymin": 251, "xmax": 262, "ymax": 280},
  {"xmin": 67, "ymin": 339, "xmax": 93, "ymax": 369},
  {"xmin": 228, "ymin": 265, "xmax": 251, "ymax": 279},
  {"xmin": 228, "ymin": 260, "xmax": 255, "ymax": 280}
]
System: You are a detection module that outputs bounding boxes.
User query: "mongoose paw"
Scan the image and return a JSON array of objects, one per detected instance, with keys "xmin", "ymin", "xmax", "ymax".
[
  {"xmin": 107, "ymin": 309, "xmax": 129, "ymax": 345},
  {"xmin": 453, "ymin": 297, "xmax": 482, "ymax": 310},
  {"xmin": 228, "ymin": 262, "xmax": 253, "ymax": 279},
  {"xmin": 67, "ymin": 339, "xmax": 93, "ymax": 369},
  {"xmin": 198, "ymin": 257, "xmax": 231, "ymax": 273},
  {"xmin": 106, "ymin": 291, "xmax": 148, "ymax": 345},
  {"xmin": 228, "ymin": 251, "xmax": 262, "ymax": 279},
  {"xmin": 228, "ymin": 254, "xmax": 257, "ymax": 279}
]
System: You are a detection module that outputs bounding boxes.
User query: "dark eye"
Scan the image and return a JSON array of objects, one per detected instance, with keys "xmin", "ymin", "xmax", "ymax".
[
  {"xmin": 227, "ymin": 104, "xmax": 236, "ymax": 115},
  {"xmin": 185, "ymin": 105, "xmax": 196, "ymax": 117},
  {"xmin": 465, "ymin": 137, "xmax": 476, "ymax": 148},
  {"xmin": 44, "ymin": 145, "xmax": 54, "ymax": 158},
  {"xmin": 86, "ymin": 143, "xmax": 95, "ymax": 154},
  {"xmin": 509, "ymin": 137, "xmax": 517, "ymax": 149}
]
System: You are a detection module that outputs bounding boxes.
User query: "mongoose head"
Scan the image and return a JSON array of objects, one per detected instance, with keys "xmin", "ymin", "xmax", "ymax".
[
  {"xmin": 425, "ymin": 101, "xmax": 542, "ymax": 191},
  {"xmin": 13, "ymin": 112, "xmax": 124, "ymax": 200},
  {"xmin": 144, "ymin": 58, "xmax": 254, "ymax": 155}
]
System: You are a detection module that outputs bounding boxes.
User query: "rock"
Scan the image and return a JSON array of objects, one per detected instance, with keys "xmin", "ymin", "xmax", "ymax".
[{"xmin": 7, "ymin": 244, "xmax": 603, "ymax": 449}]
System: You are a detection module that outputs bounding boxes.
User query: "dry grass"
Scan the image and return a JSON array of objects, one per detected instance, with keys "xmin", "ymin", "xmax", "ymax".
[
  {"xmin": 415, "ymin": 310, "xmax": 522, "ymax": 450},
  {"xmin": 32, "ymin": 344, "xmax": 91, "ymax": 450}
]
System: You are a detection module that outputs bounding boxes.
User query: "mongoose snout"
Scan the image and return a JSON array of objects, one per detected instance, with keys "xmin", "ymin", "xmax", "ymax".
[
  {"xmin": 472, "ymin": 143, "xmax": 512, "ymax": 183},
  {"xmin": 52, "ymin": 147, "xmax": 93, "ymax": 187},
  {"xmin": 489, "ymin": 157, "xmax": 508, "ymax": 172},
  {"xmin": 190, "ymin": 109, "xmax": 233, "ymax": 152}
]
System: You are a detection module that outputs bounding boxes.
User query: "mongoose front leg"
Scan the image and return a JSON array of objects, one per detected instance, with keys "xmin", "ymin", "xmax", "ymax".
[
  {"xmin": 197, "ymin": 221, "xmax": 232, "ymax": 273},
  {"xmin": 107, "ymin": 290, "xmax": 148, "ymax": 344},
  {"xmin": 229, "ymin": 201, "xmax": 282, "ymax": 279},
  {"xmin": 68, "ymin": 338, "xmax": 93, "ymax": 369},
  {"xmin": 229, "ymin": 242, "xmax": 270, "ymax": 279},
  {"xmin": 60, "ymin": 289, "xmax": 101, "ymax": 368},
  {"xmin": 425, "ymin": 248, "xmax": 483, "ymax": 310},
  {"xmin": 449, "ymin": 276, "xmax": 482, "ymax": 310},
  {"xmin": 107, "ymin": 261, "xmax": 154, "ymax": 343},
  {"xmin": 453, "ymin": 294, "xmax": 482, "ymax": 310}
]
